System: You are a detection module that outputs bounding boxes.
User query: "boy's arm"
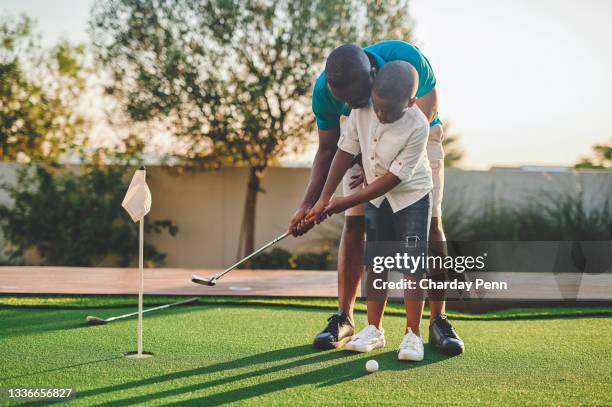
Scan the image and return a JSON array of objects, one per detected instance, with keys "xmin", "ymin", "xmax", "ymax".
[
  {"xmin": 388, "ymin": 122, "xmax": 429, "ymax": 182},
  {"xmin": 324, "ymin": 172, "xmax": 400, "ymax": 216},
  {"xmin": 325, "ymin": 122, "xmax": 430, "ymax": 216}
]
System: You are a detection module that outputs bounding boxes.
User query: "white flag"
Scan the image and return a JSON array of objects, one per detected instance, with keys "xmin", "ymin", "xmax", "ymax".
[{"xmin": 122, "ymin": 166, "xmax": 152, "ymax": 222}]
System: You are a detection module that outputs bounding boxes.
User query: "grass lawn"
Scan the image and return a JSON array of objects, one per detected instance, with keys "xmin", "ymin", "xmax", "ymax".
[{"xmin": 0, "ymin": 296, "xmax": 611, "ymax": 406}]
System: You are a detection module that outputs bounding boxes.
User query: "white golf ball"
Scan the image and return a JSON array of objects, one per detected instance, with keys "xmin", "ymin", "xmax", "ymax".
[{"xmin": 365, "ymin": 359, "xmax": 379, "ymax": 373}]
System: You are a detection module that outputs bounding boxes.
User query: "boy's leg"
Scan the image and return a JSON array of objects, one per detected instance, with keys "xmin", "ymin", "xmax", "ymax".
[
  {"xmin": 393, "ymin": 193, "xmax": 432, "ymax": 336},
  {"xmin": 365, "ymin": 200, "xmax": 396, "ymax": 329}
]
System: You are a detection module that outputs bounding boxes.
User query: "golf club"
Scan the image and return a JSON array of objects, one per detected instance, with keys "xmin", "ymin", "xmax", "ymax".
[
  {"xmin": 86, "ymin": 297, "xmax": 199, "ymax": 325},
  {"xmin": 192, "ymin": 231, "xmax": 290, "ymax": 286}
]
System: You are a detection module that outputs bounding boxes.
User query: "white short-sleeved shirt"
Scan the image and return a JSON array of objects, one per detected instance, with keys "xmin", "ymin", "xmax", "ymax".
[{"xmin": 338, "ymin": 101, "xmax": 433, "ymax": 213}]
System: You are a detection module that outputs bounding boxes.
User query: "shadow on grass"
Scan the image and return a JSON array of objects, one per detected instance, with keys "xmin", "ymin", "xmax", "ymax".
[
  {"xmin": 73, "ymin": 346, "xmax": 451, "ymax": 406},
  {"xmin": 1, "ymin": 355, "xmax": 123, "ymax": 381},
  {"xmin": 0, "ymin": 305, "xmax": 201, "ymax": 339}
]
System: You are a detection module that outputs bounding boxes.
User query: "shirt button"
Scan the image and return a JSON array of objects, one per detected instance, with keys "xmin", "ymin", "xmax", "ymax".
[{"xmin": 373, "ymin": 138, "xmax": 378, "ymax": 142}]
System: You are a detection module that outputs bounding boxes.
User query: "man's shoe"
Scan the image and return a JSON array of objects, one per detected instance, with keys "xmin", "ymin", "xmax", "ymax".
[
  {"xmin": 345, "ymin": 325, "xmax": 386, "ymax": 353},
  {"xmin": 429, "ymin": 314, "xmax": 465, "ymax": 356},
  {"xmin": 398, "ymin": 328, "xmax": 424, "ymax": 361},
  {"xmin": 313, "ymin": 312, "xmax": 355, "ymax": 350}
]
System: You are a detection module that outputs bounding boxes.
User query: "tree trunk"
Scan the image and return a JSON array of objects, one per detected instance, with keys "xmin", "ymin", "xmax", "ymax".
[{"xmin": 242, "ymin": 166, "xmax": 262, "ymax": 267}]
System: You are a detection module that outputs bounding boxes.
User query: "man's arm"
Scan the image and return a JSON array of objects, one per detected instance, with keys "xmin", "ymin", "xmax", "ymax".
[
  {"xmin": 289, "ymin": 126, "xmax": 339, "ymax": 236},
  {"xmin": 415, "ymin": 87, "xmax": 438, "ymax": 123},
  {"xmin": 306, "ymin": 149, "xmax": 356, "ymax": 223}
]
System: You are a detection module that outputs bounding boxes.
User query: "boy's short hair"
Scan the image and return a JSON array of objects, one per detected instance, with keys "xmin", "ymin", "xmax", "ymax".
[{"xmin": 372, "ymin": 61, "xmax": 419, "ymax": 104}]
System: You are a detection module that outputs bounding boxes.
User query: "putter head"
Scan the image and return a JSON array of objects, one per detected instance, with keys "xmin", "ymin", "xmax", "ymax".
[
  {"xmin": 86, "ymin": 316, "xmax": 107, "ymax": 325},
  {"xmin": 191, "ymin": 274, "xmax": 217, "ymax": 286}
]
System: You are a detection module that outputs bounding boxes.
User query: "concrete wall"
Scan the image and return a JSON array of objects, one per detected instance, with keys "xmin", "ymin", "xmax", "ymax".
[{"xmin": 1, "ymin": 163, "xmax": 610, "ymax": 268}]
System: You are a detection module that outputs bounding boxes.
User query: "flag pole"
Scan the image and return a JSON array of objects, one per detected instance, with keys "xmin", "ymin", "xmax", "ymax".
[
  {"xmin": 122, "ymin": 165, "xmax": 153, "ymax": 359},
  {"xmin": 138, "ymin": 217, "xmax": 144, "ymax": 357}
]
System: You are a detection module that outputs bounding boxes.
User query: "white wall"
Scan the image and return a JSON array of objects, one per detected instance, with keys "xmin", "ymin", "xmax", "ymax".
[{"xmin": 0, "ymin": 163, "xmax": 610, "ymax": 268}]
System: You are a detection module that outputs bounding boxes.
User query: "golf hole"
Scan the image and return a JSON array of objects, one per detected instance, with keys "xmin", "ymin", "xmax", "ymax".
[
  {"xmin": 229, "ymin": 286, "xmax": 252, "ymax": 291},
  {"xmin": 124, "ymin": 351, "xmax": 154, "ymax": 359}
]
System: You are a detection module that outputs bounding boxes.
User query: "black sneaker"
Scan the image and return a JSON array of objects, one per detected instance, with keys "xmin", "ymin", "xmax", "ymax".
[
  {"xmin": 429, "ymin": 314, "xmax": 465, "ymax": 356},
  {"xmin": 313, "ymin": 312, "xmax": 355, "ymax": 350}
]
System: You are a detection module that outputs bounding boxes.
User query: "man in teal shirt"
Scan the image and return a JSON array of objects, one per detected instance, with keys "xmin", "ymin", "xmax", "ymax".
[{"xmin": 289, "ymin": 41, "xmax": 464, "ymax": 357}]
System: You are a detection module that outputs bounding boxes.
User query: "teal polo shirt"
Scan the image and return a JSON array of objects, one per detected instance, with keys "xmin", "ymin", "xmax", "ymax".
[{"xmin": 312, "ymin": 40, "xmax": 438, "ymax": 130}]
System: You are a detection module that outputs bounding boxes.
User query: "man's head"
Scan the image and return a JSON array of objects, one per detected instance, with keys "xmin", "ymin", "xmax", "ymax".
[
  {"xmin": 325, "ymin": 44, "xmax": 375, "ymax": 109},
  {"xmin": 371, "ymin": 61, "xmax": 419, "ymax": 124}
]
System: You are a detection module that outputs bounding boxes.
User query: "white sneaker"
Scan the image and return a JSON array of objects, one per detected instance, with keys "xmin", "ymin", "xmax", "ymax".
[
  {"xmin": 398, "ymin": 328, "xmax": 424, "ymax": 361},
  {"xmin": 345, "ymin": 325, "xmax": 386, "ymax": 353}
]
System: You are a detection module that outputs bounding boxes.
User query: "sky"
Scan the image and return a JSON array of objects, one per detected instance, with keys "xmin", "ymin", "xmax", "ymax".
[{"xmin": 2, "ymin": 0, "xmax": 612, "ymax": 169}]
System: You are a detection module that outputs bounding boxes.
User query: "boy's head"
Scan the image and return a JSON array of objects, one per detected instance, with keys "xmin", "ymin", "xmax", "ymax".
[
  {"xmin": 325, "ymin": 44, "xmax": 375, "ymax": 109},
  {"xmin": 371, "ymin": 61, "xmax": 419, "ymax": 124}
]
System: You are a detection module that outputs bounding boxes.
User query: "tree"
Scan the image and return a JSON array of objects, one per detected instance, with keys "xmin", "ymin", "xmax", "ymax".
[
  {"xmin": 0, "ymin": 163, "xmax": 178, "ymax": 266},
  {"xmin": 575, "ymin": 139, "xmax": 612, "ymax": 170},
  {"xmin": 90, "ymin": 0, "xmax": 413, "ymax": 257},
  {"xmin": 0, "ymin": 14, "xmax": 87, "ymax": 162},
  {"xmin": 442, "ymin": 122, "xmax": 464, "ymax": 168}
]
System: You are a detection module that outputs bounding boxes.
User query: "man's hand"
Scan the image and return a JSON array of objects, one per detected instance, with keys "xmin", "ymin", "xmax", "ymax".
[
  {"xmin": 289, "ymin": 206, "xmax": 314, "ymax": 237},
  {"xmin": 348, "ymin": 166, "xmax": 366, "ymax": 189}
]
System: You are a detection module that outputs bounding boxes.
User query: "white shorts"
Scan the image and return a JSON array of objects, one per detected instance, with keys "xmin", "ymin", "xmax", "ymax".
[
  {"xmin": 342, "ymin": 164, "xmax": 366, "ymax": 216},
  {"xmin": 427, "ymin": 124, "xmax": 445, "ymax": 218}
]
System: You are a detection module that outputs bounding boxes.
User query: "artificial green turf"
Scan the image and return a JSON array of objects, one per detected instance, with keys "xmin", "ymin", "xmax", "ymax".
[
  {"xmin": 0, "ymin": 297, "xmax": 611, "ymax": 406},
  {"xmin": 2, "ymin": 294, "xmax": 612, "ymax": 320}
]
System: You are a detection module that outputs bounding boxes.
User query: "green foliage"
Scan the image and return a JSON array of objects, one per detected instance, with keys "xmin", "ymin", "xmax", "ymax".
[
  {"xmin": 575, "ymin": 139, "xmax": 612, "ymax": 170},
  {"xmin": 294, "ymin": 251, "xmax": 332, "ymax": 270},
  {"xmin": 444, "ymin": 189, "xmax": 612, "ymax": 241},
  {"xmin": 0, "ymin": 14, "xmax": 87, "ymax": 162},
  {"xmin": 90, "ymin": 0, "xmax": 414, "ymax": 257},
  {"xmin": 90, "ymin": 0, "xmax": 413, "ymax": 167},
  {"xmin": 0, "ymin": 164, "xmax": 178, "ymax": 266},
  {"xmin": 248, "ymin": 248, "xmax": 293, "ymax": 270}
]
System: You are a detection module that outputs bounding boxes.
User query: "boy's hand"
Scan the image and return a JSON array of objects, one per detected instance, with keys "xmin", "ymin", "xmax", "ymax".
[
  {"xmin": 306, "ymin": 199, "xmax": 329, "ymax": 224},
  {"xmin": 324, "ymin": 196, "xmax": 352, "ymax": 217}
]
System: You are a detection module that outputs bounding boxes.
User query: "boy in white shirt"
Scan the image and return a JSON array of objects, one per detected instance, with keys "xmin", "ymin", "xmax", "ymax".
[{"xmin": 307, "ymin": 61, "xmax": 432, "ymax": 361}]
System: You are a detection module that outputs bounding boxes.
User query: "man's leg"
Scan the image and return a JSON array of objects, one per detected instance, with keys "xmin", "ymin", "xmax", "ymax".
[
  {"xmin": 338, "ymin": 216, "xmax": 365, "ymax": 320},
  {"xmin": 428, "ymin": 216, "xmax": 447, "ymax": 319},
  {"xmin": 426, "ymin": 124, "xmax": 464, "ymax": 355},
  {"xmin": 313, "ymin": 165, "xmax": 365, "ymax": 350}
]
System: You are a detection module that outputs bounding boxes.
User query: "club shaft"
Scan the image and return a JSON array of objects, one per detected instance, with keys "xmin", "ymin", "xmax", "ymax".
[
  {"xmin": 106, "ymin": 297, "xmax": 199, "ymax": 322},
  {"xmin": 214, "ymin": 232, "xmax": 290, "ymax": 280}
]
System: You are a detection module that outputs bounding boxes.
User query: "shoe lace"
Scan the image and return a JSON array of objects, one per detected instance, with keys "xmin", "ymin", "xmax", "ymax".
[
  {"xmin": 435, "ymin": 315, "xmax": 458, "ymax": 339},
  {"xmin": 353, "ymin": 325, "xmax": 379, "ymax": 342},
  {"xmin": 325, "ymin": 313, "xmax": 343, "ymax": 333},
  {"xmin": 400, "ymin": 333, "xmax": 420, "ymax": 351}
]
